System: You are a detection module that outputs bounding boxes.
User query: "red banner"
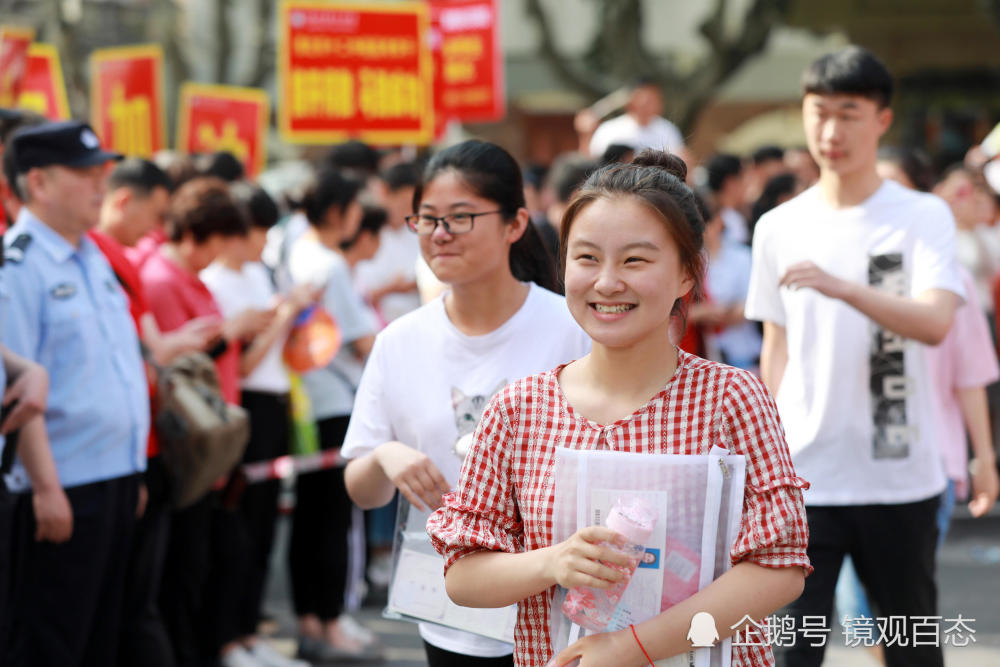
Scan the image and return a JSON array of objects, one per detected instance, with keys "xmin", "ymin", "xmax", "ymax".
[
  {"xmin": 430, "ymin": 0, "xmax": 504, "ymax": 131},
  {"xmin": 278, "ymin": 1, "xmax": 434, "ymax": 145},
  {"xmin": 0, "ymin": 26, "xmax": 34, "ymax": 108},
  {"xmin": 90, "ymin": 45, "xmax": 166, "ymax": 157},
  {"xmin": 177, "ymin": 83, "xmax": 270, "ymax": 178},
  {"xmin": 18, "ymin": 44, "xmax": 70, "ymax": 120}
]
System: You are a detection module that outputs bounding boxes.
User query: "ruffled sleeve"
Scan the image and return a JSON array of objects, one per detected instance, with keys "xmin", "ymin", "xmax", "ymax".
[
  {"xmin": 721, "ymin": 370, "xmax": 813, "ymax": 575},
  {"xmin": 427, "ymin": 384, "xmax": 524, "ymax": 573}
]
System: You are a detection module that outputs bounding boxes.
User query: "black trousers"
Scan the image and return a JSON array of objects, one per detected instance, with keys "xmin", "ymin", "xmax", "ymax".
[
  {"xmin": 237, "ymin": 391, "xmax": 288, "ymax": 636},
  {"xmin": 8, "ymin": 474, "xmax": 140, "ymax": 667},
  {"xmin": 0, "ymin": 480, "xmax": 14, "ymax": 657},
  {"xmin": 159, "ymin": 492, "xmax": 214, "ymax": 667},
  {"xmin": 119, "ymin": 456, "xmax": 175, "ymax": 667},
  {"xmin": 423, "ymin": 641, "xmax": 515, "ymax": 667},
  {"xmin": 288, "ymin": 415, "xmax": 353, "ymax": 620},
  {"xmin": 204, "ymin": 390, "xmax": 289, "ymax": 650},
  {"xmin": 773, "ymin": 495, "xmax": 943, "ymax": 667}
]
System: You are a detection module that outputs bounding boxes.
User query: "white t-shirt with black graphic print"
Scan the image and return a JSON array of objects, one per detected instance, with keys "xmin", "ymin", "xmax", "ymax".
[
  {"xmin": 342, "ymin": 282, "xmax": 590, "ymax": 657},
  {"xmin": 745, "ymin": 180, "xmax": 964, "ymax": 506}
]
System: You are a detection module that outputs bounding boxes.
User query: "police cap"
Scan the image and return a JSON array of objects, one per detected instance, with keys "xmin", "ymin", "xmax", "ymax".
[{"xmin": 7, "ymin": 120, "xmax": 123, "ymax": 175}]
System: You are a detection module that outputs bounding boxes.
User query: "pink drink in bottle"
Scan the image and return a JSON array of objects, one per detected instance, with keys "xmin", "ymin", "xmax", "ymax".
[{"xmin": 560, "ymin": 496, "xmax": 658, "ymax": 632}]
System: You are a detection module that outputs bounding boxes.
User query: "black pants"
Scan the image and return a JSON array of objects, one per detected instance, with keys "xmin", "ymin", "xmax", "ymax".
[
  {"xmin": 0, "ymin": 480, "xmax": 14, "ymax": 657},
  {"xmin": 204, "ymin": 391, "xmax": 289, "ymax": 650},
  {"xmin": 159, "ymin": 492, "xmax": 214, "ymax": 667},
  {"xmin": 773, "ymin": 495, "xmax": 943, "ymax": 667},
  {"xmin": 423, "ymin": 641, "xmax": 515, "ymax": 667},
  {"xmin": 8, "ymin": 474, "xmax": 140, "ymax": 667},
  {"xmin": 119, "ymin": 457, "xmax": 175, "ymax": 667},
  {"xmin": 288, "ymin": 415, "xmax": 353, "ymax": 620}
]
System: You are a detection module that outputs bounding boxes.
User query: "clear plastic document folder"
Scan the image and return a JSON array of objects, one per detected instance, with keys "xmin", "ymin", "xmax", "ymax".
[
  {"xmin": 384, "ymin": 500, "xmax": 517, "ymax": 643},
  {"xmin": 549, "ymin": 445, "xmax": 746, "ymax": 667}
]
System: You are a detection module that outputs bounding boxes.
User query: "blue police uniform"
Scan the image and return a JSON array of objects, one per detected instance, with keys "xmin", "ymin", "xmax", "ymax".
[
  {"xmin": 2, "ymin": 208, "xmax": 149, "ymax": 491},
  {"xmin": 2, "ymin": 119, "xmax": 152, "ymax": 667}
]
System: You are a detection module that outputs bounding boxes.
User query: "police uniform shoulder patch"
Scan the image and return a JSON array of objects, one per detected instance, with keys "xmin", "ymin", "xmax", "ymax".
[
  {"xmin": 50, "ymin": 282, "xmax": 77, "ymax": 300},
  {"xmin": 4, "ymin": 233, "xmax": 32, "ymax": 264}
]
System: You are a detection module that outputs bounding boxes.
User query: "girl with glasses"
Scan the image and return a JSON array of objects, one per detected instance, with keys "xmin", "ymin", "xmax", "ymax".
[{"xmin": 342, "ymin": 140, "xmax": 590, "ymax": 667}]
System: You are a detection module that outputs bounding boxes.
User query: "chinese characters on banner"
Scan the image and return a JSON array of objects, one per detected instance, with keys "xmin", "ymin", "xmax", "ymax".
[
  {"xmin": 90, "ymin": 44, "xmax": 166, "ymax": 157},
  {"xmin": 278, "ymin": 1, "xmax": 435, "ymax": 145},
  {"xmin": 430, "ymin": 0, "xmax": 504, "ymax": 136},
  {"xmin": 177, "ymin": 83, "xmax": 270, "ymax": 179},
  {"xmin": 18, "ymin": 44, "xmax": 71, "ymax": 120},
  {"xmin": 0, "ymin": 26, "xmax": 34, "ymax": 107}
]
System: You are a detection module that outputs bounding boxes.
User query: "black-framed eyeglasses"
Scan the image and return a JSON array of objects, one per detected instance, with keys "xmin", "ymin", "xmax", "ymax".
[{"xmin": 404, "ymin": 210, "xmax": 504, "ymax": 236}]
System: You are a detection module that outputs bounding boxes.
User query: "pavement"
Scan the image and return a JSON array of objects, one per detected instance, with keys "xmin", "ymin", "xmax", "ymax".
[{"xmin": 261, "ymin": 507, "xmax": 1000, "ymax": 666}]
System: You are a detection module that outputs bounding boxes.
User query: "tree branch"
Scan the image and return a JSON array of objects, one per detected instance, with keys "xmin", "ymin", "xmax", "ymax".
[
  {"xmin": 524, "ymin": 0, "xmax": 606, "ymax": 99},
  {"xmin": 675, "ymin": 0, "xmax": 793, "ymax": 131},
  {"xmin": 699, "ymin": 0, "xmax": 729, "ymax": 48},
  {"xmin": 246, "ymin": 0, "xmax": 274, "ymax": 88},
  {"xmin": 215, "ymin": 0, "xmax": 232, "ymax": 84}
]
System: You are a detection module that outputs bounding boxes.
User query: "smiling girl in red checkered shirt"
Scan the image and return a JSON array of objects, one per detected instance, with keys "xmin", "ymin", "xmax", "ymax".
[{"xmin": 427, "ymin": 151, "xmax": 812, "ymax": 667}]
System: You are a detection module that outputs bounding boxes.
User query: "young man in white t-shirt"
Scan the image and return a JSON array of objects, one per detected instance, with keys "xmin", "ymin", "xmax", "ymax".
[
  {"xmin": 745, "ymin": 47, "xmax": 962, "ymax": 667},
  {"xmin": 588, "ymin": 78, "xmax": 688, "ymax": 163}
]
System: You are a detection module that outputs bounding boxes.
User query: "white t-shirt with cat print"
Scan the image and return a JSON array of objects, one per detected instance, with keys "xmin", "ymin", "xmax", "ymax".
[{"xmin": 342, "ymin": 282, "xmax": 591, "ymax": 657}]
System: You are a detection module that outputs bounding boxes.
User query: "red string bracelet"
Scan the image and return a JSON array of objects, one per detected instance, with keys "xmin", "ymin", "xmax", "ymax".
[{"xmin": 630, "ymin": 624, "xmax": 655, "ymax": 666}]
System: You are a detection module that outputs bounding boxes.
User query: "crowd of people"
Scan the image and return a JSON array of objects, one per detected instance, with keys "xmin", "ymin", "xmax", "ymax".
[{"xmin": 0, "ymin": 43, "xmax": 997, "ymax": 667}]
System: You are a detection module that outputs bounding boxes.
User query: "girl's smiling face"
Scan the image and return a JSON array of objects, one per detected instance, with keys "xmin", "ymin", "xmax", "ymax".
[
  {"xmin": 564, "ymin": 195, "xmax": 694, "ymax": 350},
  {"xmin": 417, "ymin": 169, "xmax": 525, "ymax": 286}
]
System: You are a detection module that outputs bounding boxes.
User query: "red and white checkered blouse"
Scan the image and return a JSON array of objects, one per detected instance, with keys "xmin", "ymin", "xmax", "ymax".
[{"xmin": 427, "ymin": 350, "xmax": 811, "ymax": 667}]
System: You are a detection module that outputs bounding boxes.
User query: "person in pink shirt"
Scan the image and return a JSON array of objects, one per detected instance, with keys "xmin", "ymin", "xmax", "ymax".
[
  {"xmin": 925, "ymin": 269, "xmax": 1000, "ymax": 529},
  {"xmin": 875, "ymin": 148, "xmax": 999, "ymax": 527},
  {"xmin": 140, "ymin": 177, "xmax": 274, "ymax": 666}
]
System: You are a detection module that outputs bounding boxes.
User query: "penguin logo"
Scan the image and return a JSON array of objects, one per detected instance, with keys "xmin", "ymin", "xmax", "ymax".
[{"xmin": 687, "ymin": 611, "xmax": 719, "ymax": 647}]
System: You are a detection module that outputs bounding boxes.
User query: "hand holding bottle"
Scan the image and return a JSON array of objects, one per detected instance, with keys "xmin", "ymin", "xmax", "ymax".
[
  {"xmin": 543, "ymin": 526, "xmax": 632, "ymax": 591},
  {"xmin": 561, "ymin": 496, "xmax": 659, "ymax": 632}
]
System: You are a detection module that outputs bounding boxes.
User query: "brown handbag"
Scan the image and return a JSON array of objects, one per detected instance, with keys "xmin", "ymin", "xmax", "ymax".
[{"xmin": 153, "ymin": 352, "xmax": 250, "ymax": 509}]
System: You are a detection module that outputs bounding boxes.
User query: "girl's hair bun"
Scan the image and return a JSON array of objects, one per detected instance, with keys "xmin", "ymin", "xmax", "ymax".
[{"xmin": 630, "ymin": 149, "xmax": 687, "ymax": 182}]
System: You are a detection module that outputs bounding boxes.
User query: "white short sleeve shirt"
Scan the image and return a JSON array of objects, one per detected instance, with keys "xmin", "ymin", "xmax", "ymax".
[{"xmin": 745, "ymin": 181, "xmax": 964, "ymax": 505}]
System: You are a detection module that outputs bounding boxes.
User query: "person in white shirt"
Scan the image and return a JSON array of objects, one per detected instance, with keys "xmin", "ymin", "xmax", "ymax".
[
  {"xmin": 745, "ymin": 46, "xmax": 962, "ymax": 667},
  {"xmin": 341, "ymin": 140, "xmax": 590, "ymax": 667},
  {"xmin": 354, "ymin": 162, "xmax": 422, "ymax": 323},
  {"xmin": 199, "ymin": 182, "xmax": 317, "ymax": 667},
  {"xmin": 933, "ymin": 164, "xmax": 1000, "ymax": 315},
  {"xmin": 201, "ymin": 182, "xmax": 316, "ymax": 667},
  {"xmin": 285, "ymin": 170, "xmax": 381, "ymax": 663},
  {"xmin": 588, "ymin": 78, "xmax": 687, "ymax": 162}
]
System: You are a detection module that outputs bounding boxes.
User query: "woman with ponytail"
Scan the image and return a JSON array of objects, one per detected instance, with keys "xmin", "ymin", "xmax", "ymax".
[
  {"xmin": 427, "ymin": 151, "xmax": 811, "ymax": 667},
  {"xmin": 285, "ymin": 168, "xmax": 380, "ymax": 662},
  {"xmin": 342, "ymin": 140, "xmax": 590, "ymax": 666}
]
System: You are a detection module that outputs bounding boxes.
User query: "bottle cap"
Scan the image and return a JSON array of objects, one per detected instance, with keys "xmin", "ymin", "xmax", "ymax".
[{"xmin": 605, "ymin": 496, "xmax": 658, "ymax": 545}]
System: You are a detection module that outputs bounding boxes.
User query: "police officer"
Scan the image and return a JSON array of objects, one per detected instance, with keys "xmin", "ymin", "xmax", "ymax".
[{"xmin": 2, "ymin": 120, "xmax": 150, "ymax": 667}]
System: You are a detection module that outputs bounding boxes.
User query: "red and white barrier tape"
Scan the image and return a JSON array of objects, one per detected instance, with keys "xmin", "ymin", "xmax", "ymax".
[{"xmin": 241, "ymin": 448, "xmax": 346, "ymax": 484}]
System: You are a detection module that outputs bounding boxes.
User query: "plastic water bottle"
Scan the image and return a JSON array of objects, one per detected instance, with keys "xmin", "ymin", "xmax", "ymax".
[{"xmin": 560, "ymin": 496, "xmax": 658, "ymax": 632}]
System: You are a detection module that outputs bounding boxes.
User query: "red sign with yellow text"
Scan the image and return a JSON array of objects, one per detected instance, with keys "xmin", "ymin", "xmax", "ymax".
[
  {"xmin": 18, "ymin": 44, "xmax": 70, "ymax": 120},
  {"xmin": 90, "ymin": 45, "xmax": 166, "ymax": 157},
  {"xmin": 0, "ymin": 26, "xmax": 34, "ymax": 108},
  {"xmin": 177, "ymin": 83, "xmax": 270, "ymax": 178},
  {"xmin": 278, "ymin": 1, "xmax": 434, "ymax": 145},
  {"xmin": 430, "ymin": 0, "xmax": 504, "ymax": 129}
]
